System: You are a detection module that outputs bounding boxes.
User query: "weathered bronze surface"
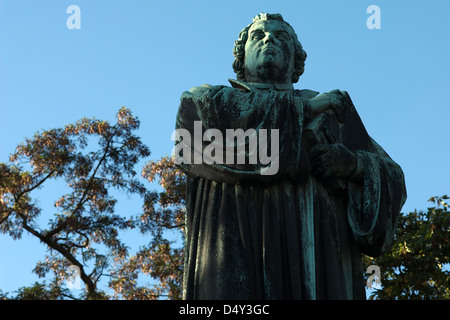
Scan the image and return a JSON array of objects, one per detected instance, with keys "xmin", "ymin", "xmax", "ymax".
[{"xmin": 175, "ymin": 13, "xmax": 406, "ymax": 299}]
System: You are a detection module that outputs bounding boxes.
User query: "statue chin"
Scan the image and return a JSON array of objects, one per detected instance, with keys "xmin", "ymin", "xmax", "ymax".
[
  {"xmin": 244, "ymin": 54, "xmax": 293, "ymax": 84},
  {"xmin": 245, "ymin": 64, "xmax": 291, "ymax": 84}
]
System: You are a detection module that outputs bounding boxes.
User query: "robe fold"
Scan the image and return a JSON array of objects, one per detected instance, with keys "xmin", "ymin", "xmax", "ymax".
[{"xmin": 175, "ymin": 79, "xmax": 407, "ymax": 300}]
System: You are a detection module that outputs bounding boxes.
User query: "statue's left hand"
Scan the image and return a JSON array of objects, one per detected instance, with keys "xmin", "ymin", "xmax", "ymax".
[
  {"xmin": 309, "ymin": 89, "xmax": 346, "ymax": 123},
  {"xmin": 309, "ymin": 143, "xmax": 357, "ymax": 181}
]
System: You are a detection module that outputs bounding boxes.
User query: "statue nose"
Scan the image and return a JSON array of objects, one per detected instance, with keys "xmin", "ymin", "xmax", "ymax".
[{"xmin": 263, "ymin": 33, "xmax": 275, "ymax": 44}]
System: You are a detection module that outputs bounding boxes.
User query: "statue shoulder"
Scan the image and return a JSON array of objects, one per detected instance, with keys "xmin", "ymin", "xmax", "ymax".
[
  {"xmin": 296, "ymin": 89, "xmax": 353, "ymax": 101},
  {"xmin": 188, "ymin": 83, "xmax": 213, "ymax": 94},
  {"xmin": 181, "ymin": 83, "xmax": 231, "ymax": 100},
  {"xmin": 294, "ymin": 89, "xmax": 320, "ymax": 99}
]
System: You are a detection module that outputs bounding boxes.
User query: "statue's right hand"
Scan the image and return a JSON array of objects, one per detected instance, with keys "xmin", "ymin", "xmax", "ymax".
[{"xmin": 309, "ymin": 90, "xmax": 345, "ymax": 122}]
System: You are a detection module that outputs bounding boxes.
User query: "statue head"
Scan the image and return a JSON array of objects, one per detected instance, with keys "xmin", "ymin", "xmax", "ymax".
[{"xmin": 232, "ymin": 13, "xmax": 307, "ymax": 85}]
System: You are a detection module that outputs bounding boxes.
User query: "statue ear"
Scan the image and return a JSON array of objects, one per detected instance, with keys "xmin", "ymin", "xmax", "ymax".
[
  {"xmin": 232, "ymin": 57, "xmax": 247, "ymax": 82},
  {"xmin": 292, "ymin": 48, "xmax": 307, "ymax": 83}
]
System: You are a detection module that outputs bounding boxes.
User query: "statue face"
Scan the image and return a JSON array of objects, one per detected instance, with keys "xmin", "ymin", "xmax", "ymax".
[{"xmin": 244, "ymin": 19, "xmax": 296, "ymax": 84}]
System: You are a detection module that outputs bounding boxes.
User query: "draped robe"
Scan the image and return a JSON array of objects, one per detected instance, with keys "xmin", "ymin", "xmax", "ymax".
[{"xmin": 175, "ymin": 79, "xmax": 407, "ymax": 300}]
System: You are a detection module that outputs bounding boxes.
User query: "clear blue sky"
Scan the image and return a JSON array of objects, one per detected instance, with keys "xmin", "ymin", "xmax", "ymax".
[{"xmin": 1, "ymin": 0, "xmax": 449, "ymax": 296}]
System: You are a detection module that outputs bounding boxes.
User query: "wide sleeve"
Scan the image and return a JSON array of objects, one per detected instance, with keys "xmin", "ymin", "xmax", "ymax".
[
  {"xmin": 301, "ymin": 90, "xmax": 406, "ymax": 256},
  {"xmin": 347, "ymin": 139, "xmax": 407, "ymax": 257}
]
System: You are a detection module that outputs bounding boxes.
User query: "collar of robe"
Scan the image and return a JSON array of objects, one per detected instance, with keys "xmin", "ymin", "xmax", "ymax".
[{"xmin": 228, "ymin": 78, "xmax": 294, "ymax": 92}]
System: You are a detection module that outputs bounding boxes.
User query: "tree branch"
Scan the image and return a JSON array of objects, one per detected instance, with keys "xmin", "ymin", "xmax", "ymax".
[
  {"xmin": 19, "ymin": 215, "xmax": 99, "ymax": 299},
  {"xmin": 167, "ymin": 250, "xmax": 182, "ymax": 274},
  {"xmin": 45, "ymin": 138, "xmax": 113, "ymax": 239},
  {"xmin": 16, "ymin": 170, "xmax": 56, "ymax": 200}
]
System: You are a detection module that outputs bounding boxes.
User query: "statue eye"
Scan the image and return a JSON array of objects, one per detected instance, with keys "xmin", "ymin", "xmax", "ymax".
[
  {"xmin": 276, "ymin": 31, "xmax": 290, "ymax": 41},
  {"xmin": 251, "ymin": 31, "xmax": 265, "ymax": 40}
]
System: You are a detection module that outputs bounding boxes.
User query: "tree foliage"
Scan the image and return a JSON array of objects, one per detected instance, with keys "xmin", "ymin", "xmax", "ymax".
[
  {"xmin": 1, "ymin": 108, "xmax": 448, "ymax": 300},
  {"xmin": 109, "ymin": 156, "xmax": 185, "ymax": 300},
  {"xmin": 0, "ymin": 108, "xmax": 150, "ymax": 299},
  {"xmin": 365, "ymin": 196, "xmax": 450, "ymax": 300},
  {"xmin": 0, "ymin": 281, "xmax": 78, "ymax": 300}
]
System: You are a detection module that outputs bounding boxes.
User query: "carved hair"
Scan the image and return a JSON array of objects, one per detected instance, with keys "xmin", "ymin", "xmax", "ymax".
[{"xmin": 232, "ymin": 13, "xmax": 307, "ymax": 84}]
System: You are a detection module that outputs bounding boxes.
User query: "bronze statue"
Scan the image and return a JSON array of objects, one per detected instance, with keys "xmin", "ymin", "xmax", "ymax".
[{"xmin": 175, "ymin": 13, "xmax": 406, "ymax": 299}]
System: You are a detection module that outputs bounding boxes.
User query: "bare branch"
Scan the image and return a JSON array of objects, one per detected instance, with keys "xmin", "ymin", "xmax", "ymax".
[{"xmin": 17, "ymin": 170, "xmax": 56, "ymax": 200}]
